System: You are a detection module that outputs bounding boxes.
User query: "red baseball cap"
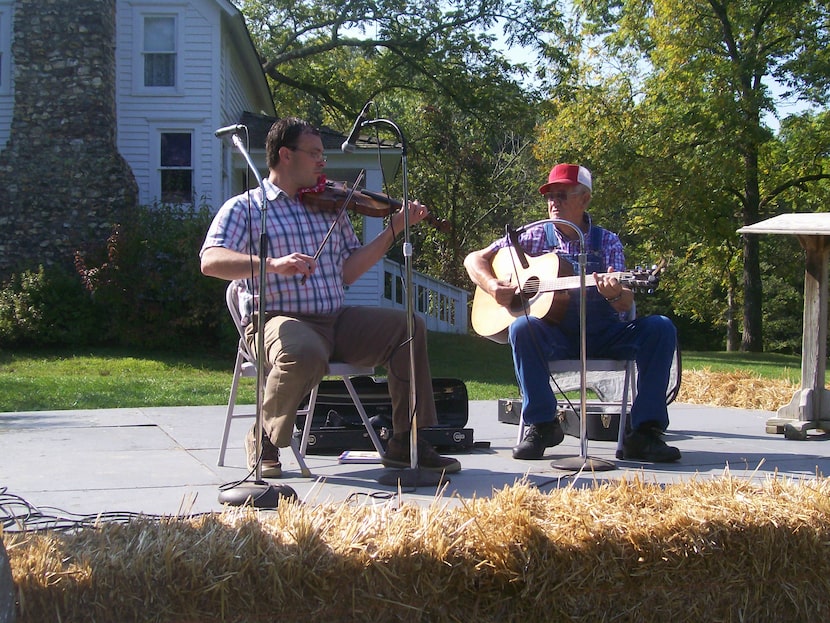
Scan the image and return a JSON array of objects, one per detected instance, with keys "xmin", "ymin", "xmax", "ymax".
[{"xmin": 539, "ymin": 164, "xmax": 592, "ymax": 194}]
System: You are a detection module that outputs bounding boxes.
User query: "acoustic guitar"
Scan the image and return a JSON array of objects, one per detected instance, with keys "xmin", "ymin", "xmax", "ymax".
[{"xmin": 470, "ymin": 248, "xmax": 661, "ymax": 343}]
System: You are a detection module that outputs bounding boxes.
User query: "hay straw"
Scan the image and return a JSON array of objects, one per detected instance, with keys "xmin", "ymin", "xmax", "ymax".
[
  {"xmin": 678, "ymin": 368, "xmax": 804, "ymax": 411},
  {"xmin": 6, "ymin": 476, "xmax": 830, "ymax": 622}
]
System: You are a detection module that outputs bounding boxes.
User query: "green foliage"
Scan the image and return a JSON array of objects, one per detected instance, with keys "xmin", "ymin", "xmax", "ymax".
[
  {"xmin": 73, "ymin": 201, "xmax": 229, "ymax": 349},
  {"xmin": 757, "ymin": 236, "xmax": 808, "ymax": 354},
  {"xmin": 402, "ymin": 102, "xmax": 543, "ymax": 287},
  {"xmin": 537, "ymin": 0, "xmax": 830, "ymax": 351},
  {"xmin": 1, "ymin": 201, "xmax": 231, "ymax": 350},
  {"xmin": 0, "ymin": 265, "xmax": 101, "ymax": 347},
  {"xmin": 238, "ymin": 0, "xmax": 559, "ymax": 123}
]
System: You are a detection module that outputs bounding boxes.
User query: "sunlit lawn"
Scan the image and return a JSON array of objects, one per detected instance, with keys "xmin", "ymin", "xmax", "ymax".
[{"xmin": 0, "ymin": 334, "xmax": 805, "ymax": 412}]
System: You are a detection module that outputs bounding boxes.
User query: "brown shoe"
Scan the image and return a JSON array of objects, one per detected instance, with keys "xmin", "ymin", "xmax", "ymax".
[
  {"xmin": 381, "ymin": 433, "xmax": 461, "ymax": 473},
  {"xmin": 245, "ymin": 424, "xmax": 282, "ymax": 478}
]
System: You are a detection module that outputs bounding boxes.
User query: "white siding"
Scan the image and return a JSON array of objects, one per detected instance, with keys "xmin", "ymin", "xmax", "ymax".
[
  {"xmin": 116, "ymin": 0, "xmax": 229, "ymax": 208},
  {"xmin": 217, "ymin": 21, "xmax": 263, "ymax": 201},
  {"xmin": 224, "ymin": 40, "xmax": 250, "ymax": 119},
  {"xmin": 113, "ymin": 0, "xmax": 276, "ymax": 210}
]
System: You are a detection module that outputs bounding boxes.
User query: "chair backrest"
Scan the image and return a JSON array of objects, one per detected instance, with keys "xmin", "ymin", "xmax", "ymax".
[{"xmin": 226, "ymin": 280, "xmax": 256, "ymax": 365}]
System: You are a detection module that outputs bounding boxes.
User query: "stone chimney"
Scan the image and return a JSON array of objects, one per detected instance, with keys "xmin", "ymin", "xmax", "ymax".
[{"xmin": 0, "ymin": 0, "xmax": 138, "ymax": 280}]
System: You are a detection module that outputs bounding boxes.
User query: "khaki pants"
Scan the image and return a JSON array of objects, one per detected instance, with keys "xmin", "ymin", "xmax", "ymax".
[{"xmin": 246, "ymin": 306, "xmax": 437, "ymax": 447}]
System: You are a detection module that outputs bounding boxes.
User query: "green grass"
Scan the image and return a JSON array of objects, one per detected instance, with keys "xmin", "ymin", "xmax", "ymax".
[
  {"xmin": 679, "ymin": 351, "xmax": 803, "ymax": 385},
  {"xmin": 0, "ymin": 334, "xmax": 808, "ymax": 412}
]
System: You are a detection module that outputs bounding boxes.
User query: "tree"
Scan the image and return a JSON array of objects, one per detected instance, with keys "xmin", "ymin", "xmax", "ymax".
[
  {"xmin": 236, "ymin": 0, "xmax": 564, "ymax": 124},
  {"xmin": 547, "ymin": 0, "xmax": 830, "ymax": 351},
  {"xmin": 235, "ymin": 0, "xmax": 564, "ymax": 290}
]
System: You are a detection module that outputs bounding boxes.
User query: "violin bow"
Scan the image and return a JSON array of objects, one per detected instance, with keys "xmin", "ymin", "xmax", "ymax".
[{"xmin": 301, "ymin": 169, "xmax": 366, "ymax": 284}]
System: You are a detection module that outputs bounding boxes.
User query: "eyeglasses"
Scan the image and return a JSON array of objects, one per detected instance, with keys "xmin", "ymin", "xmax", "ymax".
[
  {"xmin": 290, "ymin": 147, "xmax": 327, "ymax": 162},
  {"xmin": 545, "ymin": 190, "xmax": 584, "ymax": 202}
]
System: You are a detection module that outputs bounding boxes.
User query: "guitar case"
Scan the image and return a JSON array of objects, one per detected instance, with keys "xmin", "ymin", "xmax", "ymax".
[
  {"xmin": 294, "ymin": 376, "xmax": 472, "ymax": 454},
  {"xmin": 499, "ymin": 348, "xmax": 682, "ymax": 442}
]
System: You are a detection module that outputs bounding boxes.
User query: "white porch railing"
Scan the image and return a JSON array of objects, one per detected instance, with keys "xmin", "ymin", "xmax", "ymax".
[{"xmin": 379, "ymin": 259, "xmax": 468, "ymax": 334}]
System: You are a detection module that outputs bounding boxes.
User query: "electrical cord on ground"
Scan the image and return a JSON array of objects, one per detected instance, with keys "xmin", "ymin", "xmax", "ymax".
[{"xmin": 0, "ymin": 487, "xmax": 214, "ymax": 534}]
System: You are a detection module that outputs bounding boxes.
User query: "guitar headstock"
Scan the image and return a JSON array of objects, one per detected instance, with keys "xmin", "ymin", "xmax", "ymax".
[{"xmin": 622, "ymin": 259, "xmax": 666, "ymax": 293}]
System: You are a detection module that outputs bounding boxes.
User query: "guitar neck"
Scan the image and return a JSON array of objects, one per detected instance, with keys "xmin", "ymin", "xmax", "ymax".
[{"xmin": 532, "ymin": 271, "xmax": 628, "ymax": 294}]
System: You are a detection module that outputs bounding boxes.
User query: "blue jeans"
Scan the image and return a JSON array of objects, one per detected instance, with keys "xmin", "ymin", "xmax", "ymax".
[{"xmin": 508, "ymin": 314, "xmax": 677, "ymax": 431}]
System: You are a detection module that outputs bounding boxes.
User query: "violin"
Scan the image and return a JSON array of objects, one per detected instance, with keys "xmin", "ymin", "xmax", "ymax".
[{"xmin": 302, "ymin": 180, "xmax": 450, "ymax": 232}]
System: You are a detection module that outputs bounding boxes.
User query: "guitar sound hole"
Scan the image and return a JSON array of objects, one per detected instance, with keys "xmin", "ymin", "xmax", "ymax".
[
  {"xmin": 509, "ymin": 276, "xmax": 540, "ymax": 313},
  {"xmin": 523, "ymin": 276, "xmax": 540, "ymax": 298}
]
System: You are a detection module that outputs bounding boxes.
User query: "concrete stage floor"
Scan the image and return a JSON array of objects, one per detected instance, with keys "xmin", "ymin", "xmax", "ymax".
[{"xmin": 2, "ymin": 399, "xmax": 829, "ymax": 519}]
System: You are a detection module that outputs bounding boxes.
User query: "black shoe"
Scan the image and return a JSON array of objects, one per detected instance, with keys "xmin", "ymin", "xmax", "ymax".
[
  {"xmin": 512, "ymin": 420, "xmax": 565, "ymax": 460},
  {"xmin": 621, "ymin": 426, "xmax": 681, "ymax": 462}
]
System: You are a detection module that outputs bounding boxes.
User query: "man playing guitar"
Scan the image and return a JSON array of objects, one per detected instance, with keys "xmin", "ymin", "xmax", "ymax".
[{"xmin": 464, "ymin": 163, "xmax": 680, "ymax": 462}]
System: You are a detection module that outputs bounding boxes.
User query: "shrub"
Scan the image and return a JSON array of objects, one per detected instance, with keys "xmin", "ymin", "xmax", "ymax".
[
  {"xmin": 0, "ymin": 265, "xmax": 101, "ymax": 347},
  {"xmin": 73, "ymin": 200, "xmax": 229, "ymax": 349},
  {"xmin": 1, "ymin": 201, "xmax": 232, "ymax": 351}
]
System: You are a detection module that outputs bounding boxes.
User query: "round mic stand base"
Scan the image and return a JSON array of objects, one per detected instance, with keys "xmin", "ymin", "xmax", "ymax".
[
  {"xmin": 377, "ymin": 468, "xmax": 447, "ymax": 488},
  {"xmin": 550, "ymin": 456, "xmax": 615, "ymax": 472},
  {"xmin": 528, "ymin": 217, "xmax": 618, "ymax": 476},
  {"xmin": 218, "ymin": 481, "xmax": 298, "ymax": 509}
]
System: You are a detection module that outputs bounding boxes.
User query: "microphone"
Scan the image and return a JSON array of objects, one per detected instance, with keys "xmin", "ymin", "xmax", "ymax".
[
  {"xmin": 506, "ymin": 224, "xmax": 529, "ymax": 269},
  {"xmin": 214, "ymin": 124, "xmax": 245, "ymax": 138},
  {"xmin": 341, "ymin": 101, "xmax": 373, "ymax": 152}
]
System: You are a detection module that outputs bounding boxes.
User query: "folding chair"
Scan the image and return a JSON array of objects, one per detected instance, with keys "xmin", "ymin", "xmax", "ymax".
[
  {"xmin": 217, "ymin": 281, "xmax": 384, "ymax": 473},
  {"xmin": 540, "ymin": 358, "xmax": 635, "ymax": 458},
  {"xmin": 516, "ymin": 304, "xmax": 637, "ymax": 458}
]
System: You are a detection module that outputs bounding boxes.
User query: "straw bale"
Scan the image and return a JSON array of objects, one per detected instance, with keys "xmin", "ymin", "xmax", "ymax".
[
  {"xmin": 678, "ymin": 368, "xmax": 804, "ymax": 411},
  {"xmin": 5, "ymin": 476, "xmax": 830, "ymax": 623}
]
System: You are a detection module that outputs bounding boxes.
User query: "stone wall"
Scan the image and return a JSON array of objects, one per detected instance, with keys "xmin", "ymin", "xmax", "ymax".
[{"xmin": 0, "ymin": 0, "xmax": 138, "ymax": 281}]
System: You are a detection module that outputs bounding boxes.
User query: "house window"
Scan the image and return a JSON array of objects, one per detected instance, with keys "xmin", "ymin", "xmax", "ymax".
[
  {"xmin": 160, "ymin": 132, "xmax": 192, "ymax": 204},
  {"xmin": 143, "ymin": 15, "xmax": 176, "ymax": 88}
]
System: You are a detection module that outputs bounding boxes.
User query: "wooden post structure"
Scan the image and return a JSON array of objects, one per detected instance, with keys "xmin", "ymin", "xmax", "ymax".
[{"xmin": 738, "ymin": 214, "xmax": 830, "ymax": 439}]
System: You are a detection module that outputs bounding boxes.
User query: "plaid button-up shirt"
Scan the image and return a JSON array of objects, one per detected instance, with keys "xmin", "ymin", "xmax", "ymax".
[
  {"xmin": 201, "ymin": 179, "xmax": 362, "ymax": 315},
  {"xmin": 487, "ymin": 214, "xmax": 625, "ymax": 273}
]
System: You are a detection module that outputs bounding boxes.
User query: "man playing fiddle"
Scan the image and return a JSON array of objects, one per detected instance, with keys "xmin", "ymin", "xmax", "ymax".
[{"xmin": 200, "ymin": 116, "xmax": 460, "ymax": 476}]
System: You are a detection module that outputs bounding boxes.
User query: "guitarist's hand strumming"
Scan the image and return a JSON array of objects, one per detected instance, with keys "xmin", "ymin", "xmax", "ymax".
[{"xmin": 487, "ymin": 276, "xmax": 520, "ymax": 307}]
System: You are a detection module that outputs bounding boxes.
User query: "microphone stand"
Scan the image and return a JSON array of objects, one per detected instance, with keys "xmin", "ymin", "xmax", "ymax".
[
  {"xmin": 216, "ymin": 127, "xmax": 294, "ymax": 508},
  {"xmin": 516, "ymin": 218, "xmax": 615, "ymax": 472},
  {"xmin": 361, "ymin": 118, "xmax": 442, "ymax": 488}
]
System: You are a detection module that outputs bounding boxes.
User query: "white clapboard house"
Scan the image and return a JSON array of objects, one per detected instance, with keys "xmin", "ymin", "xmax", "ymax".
[{"xmin": 0, "ymin": 0, "xmax": 466, "ymax": 332}]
